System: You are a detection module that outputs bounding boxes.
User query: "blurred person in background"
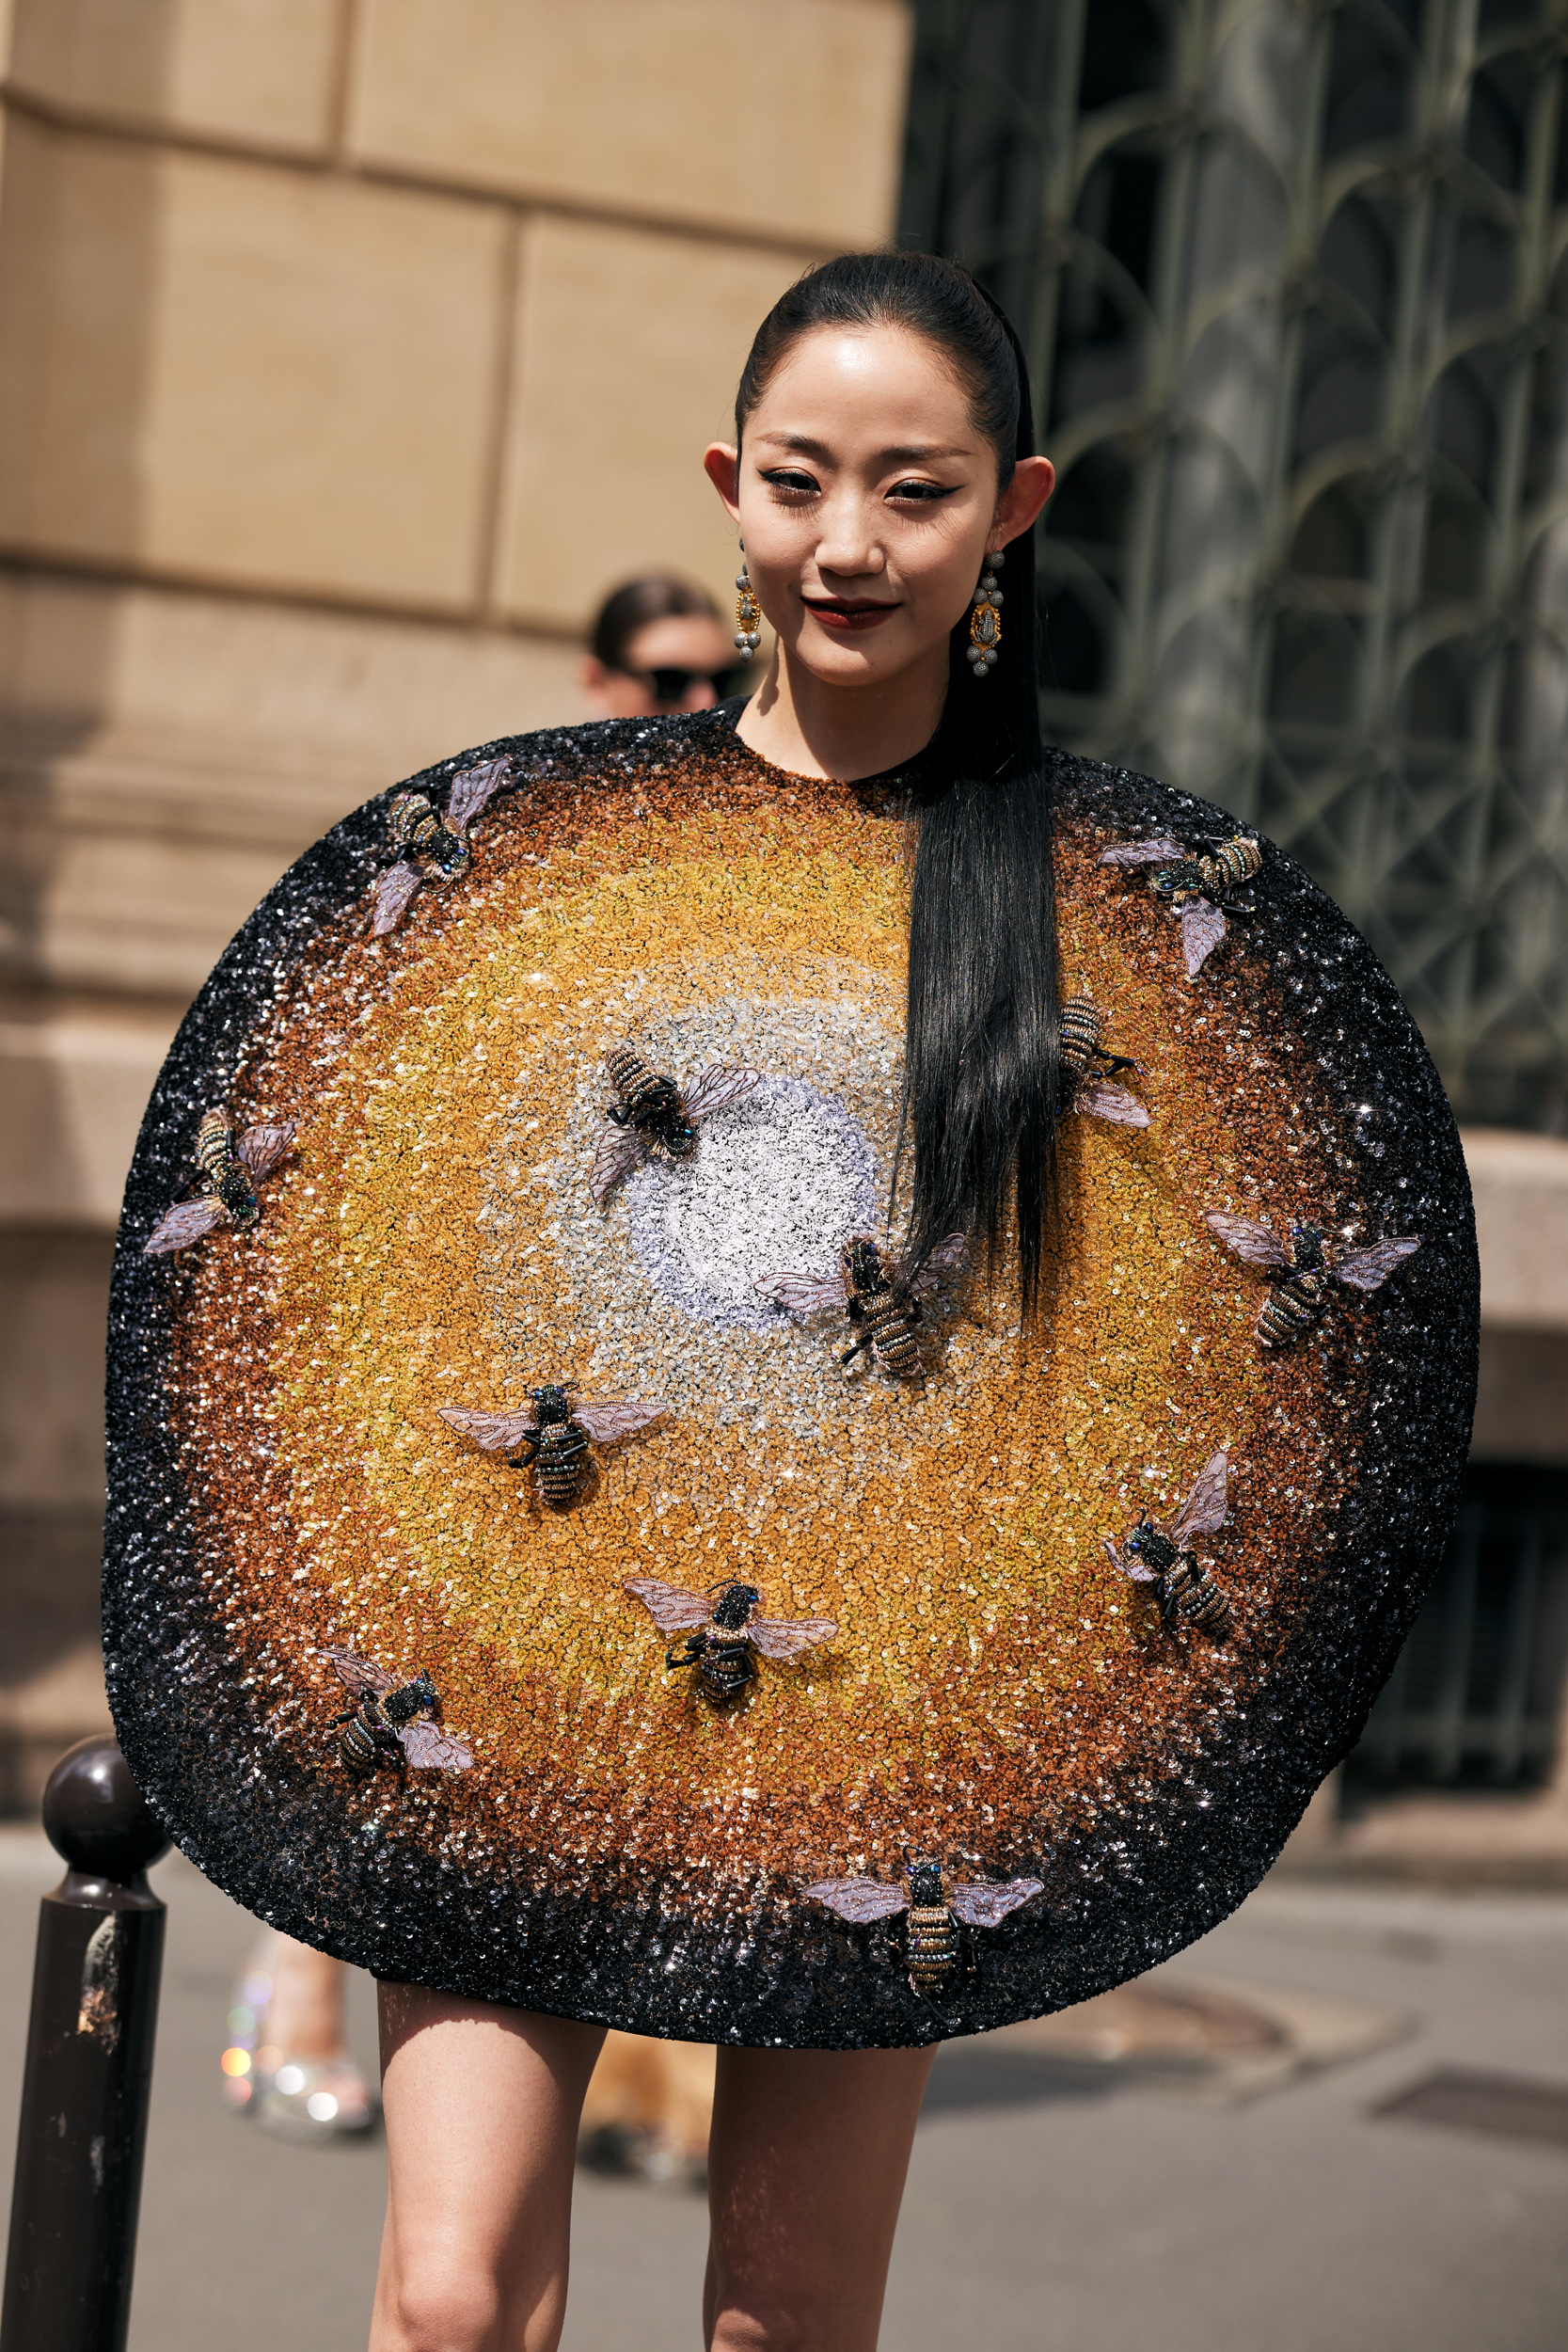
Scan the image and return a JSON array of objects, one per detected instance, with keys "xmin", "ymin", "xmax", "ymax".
[
  {"xmin": 220, "ymin": 1928, "xmax": 376, "ymax": 2143},
  {"xmin": 580, "ymin": 574, "xmax": 748, "ymax": 717}
]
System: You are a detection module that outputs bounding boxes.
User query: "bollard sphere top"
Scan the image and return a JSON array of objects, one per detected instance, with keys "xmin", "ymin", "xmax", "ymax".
[{"xmin": 41, "ymin": 1736, "xmax": 170, "ymax": 1881}]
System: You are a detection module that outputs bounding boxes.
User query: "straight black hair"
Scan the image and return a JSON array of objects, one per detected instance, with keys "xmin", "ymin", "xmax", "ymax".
[{"xmin": 734, "ymin": 250, "xmax": 1060, "ymax": 1313}]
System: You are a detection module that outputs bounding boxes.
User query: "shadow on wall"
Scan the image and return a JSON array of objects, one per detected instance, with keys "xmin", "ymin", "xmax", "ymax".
[
  {"xmin": 0, "ymin": 3, "xmax": 176, "ymax": 979},
  {"xmin": 0, "ymin": 1231, "xmax": 116, "ymax": 1814},
  {"xmin": 0, "ymin": 3, "xmax": 178, "ymax": 1817}
]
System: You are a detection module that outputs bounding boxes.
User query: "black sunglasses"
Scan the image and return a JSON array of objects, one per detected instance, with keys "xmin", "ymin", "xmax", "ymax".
[{"xmin": 631, "ymin": 664, "xmax": 752, "ymax": 706}]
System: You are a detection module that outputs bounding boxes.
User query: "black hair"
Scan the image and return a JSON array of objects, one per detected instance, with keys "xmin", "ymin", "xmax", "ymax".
[
  {"xmin": 590, "ymin": 575, "xmax": 721, "ymax": 673},
  {"xmin": 734, "ymin": 250, "xmax": 1060, "ymax": 1314}
]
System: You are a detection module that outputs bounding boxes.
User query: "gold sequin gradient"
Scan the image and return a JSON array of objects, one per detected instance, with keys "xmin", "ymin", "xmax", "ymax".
[{"xmin": 164, "ymin": 744, "xmax": 1381, "ymax": 1923}]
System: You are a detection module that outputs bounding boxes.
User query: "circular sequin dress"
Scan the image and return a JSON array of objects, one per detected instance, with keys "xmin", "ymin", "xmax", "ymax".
[{"xmin": 104, "ymin": 708, "xmax": 1479, "ymax": 2046}]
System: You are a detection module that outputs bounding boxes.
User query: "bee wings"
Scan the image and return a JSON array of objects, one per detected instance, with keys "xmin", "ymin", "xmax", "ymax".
[
  {"xmin": 1075, "ymin": 1079, "xmax": 1149, "ymax": 1128},
  {"xmin": 236, "ymin": 1120, "xmax": 297, "ymax": 1179},
  {"xmin": 805, "ymin": 1877, "xmax": 910, "ymax": 1925},
  {"xmin": 1332, "ymin": 1235, "xmax": 1422, "ymax": 1292},
  {"xmin": 892, "ymin": 1231, "xmax": 969, "ymax": 1293},
  {"xmin": 438, "ymin": 1403, "xmax": 539, "ymax": 1451},
  {"xmin": 680, "ymin": 1064, "xmax": 761, "ymax": 1124},
  {"xmin": 1099, "ymin": 836, "xmax": 1185, "ymax": 866},
  {"xmin": 569, "ymin": 1400, "xmax": 669, "ymax": 1444},
  {"xmin": 1204, "ymin": 1209, "xmax": 1291, "ymax": 1269},
  {"xmin": 444, "ymin": 755, "xmax": 512, "ymax": 836},
  {"xmin": 1172, "ymin": 1450, "xmax": 1230, "ymax": 1546},
  {"xmin": 759, "ymin": 1267, "xmax": 849, "ymax": 1316},
  {"xmin": 399, "ymin": 1722, "xmax": 474, "ymax": 1771},
  {"xmin": 624, "ymin": 1577, "xmax": 712, "ymax": 1634},
  {"xmin": 143, "ymin": 1196, "xmax": 229, "ymax": 1256},
  {"xmin": 947, "ymin": 1877, "xmax": 1045, "ymax": 1930},
  {"xmin": 746, "ymin": 1614, "xmax": 837, "ymax": 1661},
  {"xmin": 1180, "ymin": 897, "xmax": 1227, "ymax": 977},
  {"xmin": 371, "ymin": 860, "xmax": 424, "ymax": 937},
  {"xmin": 319, "ymin": 1644, "xmax": 398, "ymax": 1698},
  {"xmin": 589, "ymin": 1121, "xmax": 647, "ymax": 1206}
]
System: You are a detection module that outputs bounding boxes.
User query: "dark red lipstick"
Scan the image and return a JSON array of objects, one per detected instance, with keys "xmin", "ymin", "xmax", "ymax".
[{"xmin": 802, "ymin": 596, "xmax": 899, "ymax": 634}]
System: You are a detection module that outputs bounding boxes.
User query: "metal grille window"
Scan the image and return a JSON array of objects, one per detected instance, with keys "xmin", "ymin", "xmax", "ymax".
[
  {"xmin": 1350, "ymin": 1466, "xmax": 1568, "ymax": 1784},
  {"xmin": 901, "ymin": 0, "xmax": 1568, "ymax": 1130}
]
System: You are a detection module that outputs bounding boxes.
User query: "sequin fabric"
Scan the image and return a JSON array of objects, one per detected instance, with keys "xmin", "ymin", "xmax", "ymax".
[{"xmin": 103, "ymin": 708, "xmax": 1479, "ymax": 2046}]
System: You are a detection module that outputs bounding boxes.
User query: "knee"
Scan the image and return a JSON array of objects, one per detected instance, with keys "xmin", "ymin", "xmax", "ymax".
[
  {"xmin": 373, "ymin": 2261, "xmax": 508, "ymax": 2352},
  {"xmin": 707, "ymin": 2290, "xmax": 829, "ymax": 2352}
]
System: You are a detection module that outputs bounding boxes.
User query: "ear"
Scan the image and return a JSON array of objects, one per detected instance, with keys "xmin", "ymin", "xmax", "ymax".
[
  {"xmin": 992, "ymin": 454, "xmax": 1055, "ymax": 550},
  {"xmin": 704, "ymin": 442, "xmax": 742, "ymax": 526}
]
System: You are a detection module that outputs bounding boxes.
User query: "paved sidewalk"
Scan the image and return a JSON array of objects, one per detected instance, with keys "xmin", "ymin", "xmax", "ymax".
[{"xmin": 1, "ymin": 1833, "xmax": 1564, "ymax": 2351}]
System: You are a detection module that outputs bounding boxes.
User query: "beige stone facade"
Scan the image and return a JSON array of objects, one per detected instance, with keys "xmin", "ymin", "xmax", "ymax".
[{"xmin": 0, "ymin": 0, "xmax": 912, "ymax": 1806}]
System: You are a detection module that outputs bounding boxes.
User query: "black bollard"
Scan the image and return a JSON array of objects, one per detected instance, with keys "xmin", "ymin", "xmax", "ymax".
[{"xmin": 1, "ymin": 1737, "xmax": 170, "ymax": 2352}]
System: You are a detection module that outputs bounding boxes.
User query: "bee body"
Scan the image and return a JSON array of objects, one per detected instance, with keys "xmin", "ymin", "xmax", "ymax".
[
  {"xmin": 1058, "ymin": 994, "xmax": 1107, "ymax": 1078},
  {"xmin": 333, "ymin": 1668, "xmax": 439, "ymax": 1779},
  {"xmin": 604, "ymin": 1045, "xmax": 696, "ymax": 1164},
  {"xmin": 904, "ymin": 1862, "xmax": 964, "ymax": 1994},
  {"xmin": 1144, "ymin": 834, "xmax": 1260, "ymax": 910},
  {"xmin": 668, "ymin": 1581, "xmax": 762, "ymax": 1707},
  {"xmin": 1154, "ymin": 1556, "xmax": 1233, "ymax": 1638},
  {"xmin": 508, "ymin": 1385, "xmax": 593, "ymax": 1509},
  {"xmin": 337, "ymin": 1697, "xmax": 400, "ymax": 1779},
  {"xmin": 906, "ymin": 1903, "xmax": 962, "ymax": 1991},
  {"xmin": 388, "ymin": 791, "xmax": 469, "ymax": 880},
  {"xmin": 1257, "ymin": 1269, "xmax": 1331, "ymax": 1348},
  {"xmin": 194, "ymin": 1110, "xmax": 260, "ymax": 1229},
  {"xmin": 1111, "ymin": 1451, "xmax": 1234, "ymax": 1644},
  {"xmin": 695, "ymin": 1632, "xmax": 756, "ymax": 1705},
  {"xmin": 1057, "ymin": 993, "xmax": 1143, "ymax": 1120},
  {"xmin": 841, "ymin": 1239, "xmax": 924, "ymax": 1378},
  {"xmin": 531, "ymin": 1418, "xmax": 591, "ymax": 1508},
  {"xmin": 1197, "ymin": 835, "xmax": 1262, "ymax": 897},
  {"xmin": 853, "ymin": 1287, "xmax": 923, "ymax": 1379},
  {"xmin": 1125, "ymin": 1518, "xmax": 1233, "ymax": 1637}
]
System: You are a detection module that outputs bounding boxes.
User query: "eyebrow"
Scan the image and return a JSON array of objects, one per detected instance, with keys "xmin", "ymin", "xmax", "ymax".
[{"xmin": 753, "ymin": 432, "xmax": 971, "ymax": 465}]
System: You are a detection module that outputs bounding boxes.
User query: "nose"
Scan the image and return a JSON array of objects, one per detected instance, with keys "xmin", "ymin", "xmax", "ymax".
[
  {"xmin": 683, "ymin": 680, "xmax": 720, "ymax": 709},
  {"xmin": 815, "ymin": 489, "xmax": 884, "ymax": 583}
]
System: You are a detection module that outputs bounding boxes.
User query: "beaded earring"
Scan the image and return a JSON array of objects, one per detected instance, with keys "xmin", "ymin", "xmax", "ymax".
[
  {"xmin": 967, "ymin": 548, "xmax": 1005, "ymax": 677},
  {"xmin": 735, "ymin": 542, "xmax": 762, "ymax": 663}
]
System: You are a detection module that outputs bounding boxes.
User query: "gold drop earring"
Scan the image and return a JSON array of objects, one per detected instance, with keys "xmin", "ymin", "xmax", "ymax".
[
  {"xmin": 735, "ymin": 542, "xmax": 761, "ymax": 663},
  {"xmin": 967, "ymin": 548, "xmax": 1004, "ymax": 677}
]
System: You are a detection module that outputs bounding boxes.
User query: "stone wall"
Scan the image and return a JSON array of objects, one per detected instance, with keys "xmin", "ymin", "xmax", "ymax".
[{"xmin": 0, "ymin": 0, "xmax": 912, "ymax": 1806}]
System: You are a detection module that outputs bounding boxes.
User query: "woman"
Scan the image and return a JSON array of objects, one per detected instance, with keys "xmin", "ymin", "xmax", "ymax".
[
  {"xmin": 371, "ymin": 259, "xmax": 1054, "ymax": 2352},
  {"xmin": 580, "ymin": 575, "xmax": 744, "ymax": 719},
  {"xmin": 106, "ymin": 252, "xmax": 1476, "ymax": 2351}
]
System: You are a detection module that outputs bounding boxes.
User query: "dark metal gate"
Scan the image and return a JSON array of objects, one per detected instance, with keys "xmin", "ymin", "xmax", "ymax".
[
  {"xmin": 1351, "ymin": 1466, "xmax": 1568, "ymax": 1784},
  {"xmin": 899, "ymin": 0, "xmax": 1568, "ymax": 1133}
]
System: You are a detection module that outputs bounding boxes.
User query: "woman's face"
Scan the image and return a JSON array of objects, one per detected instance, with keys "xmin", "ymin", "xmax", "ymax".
[
  {"xmin": 705, "ymin": 324, "xmax": 1053, "ymax": 694},
  {"xmin": 582, "ymin": 612, "xmax": 736, "ymax": 719}
]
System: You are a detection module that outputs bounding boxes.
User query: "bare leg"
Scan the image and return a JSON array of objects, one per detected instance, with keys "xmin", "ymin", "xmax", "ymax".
[
  {"xmin": 704, "ymin": 2044, "xmax": 936, "ymax": 2352},
  {"xmin": 370, "ymin": 1985, "xmax": 605, "ymax": 2352}
]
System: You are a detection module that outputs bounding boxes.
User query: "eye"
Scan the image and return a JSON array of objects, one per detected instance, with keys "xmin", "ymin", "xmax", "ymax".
[
  {"xmin": 888, "ymin": 479, "xmax": 958, "ymax": 503},
  {"xmin": 760, "ymin": 468, "xmax": 818, "ymax": 496}
]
